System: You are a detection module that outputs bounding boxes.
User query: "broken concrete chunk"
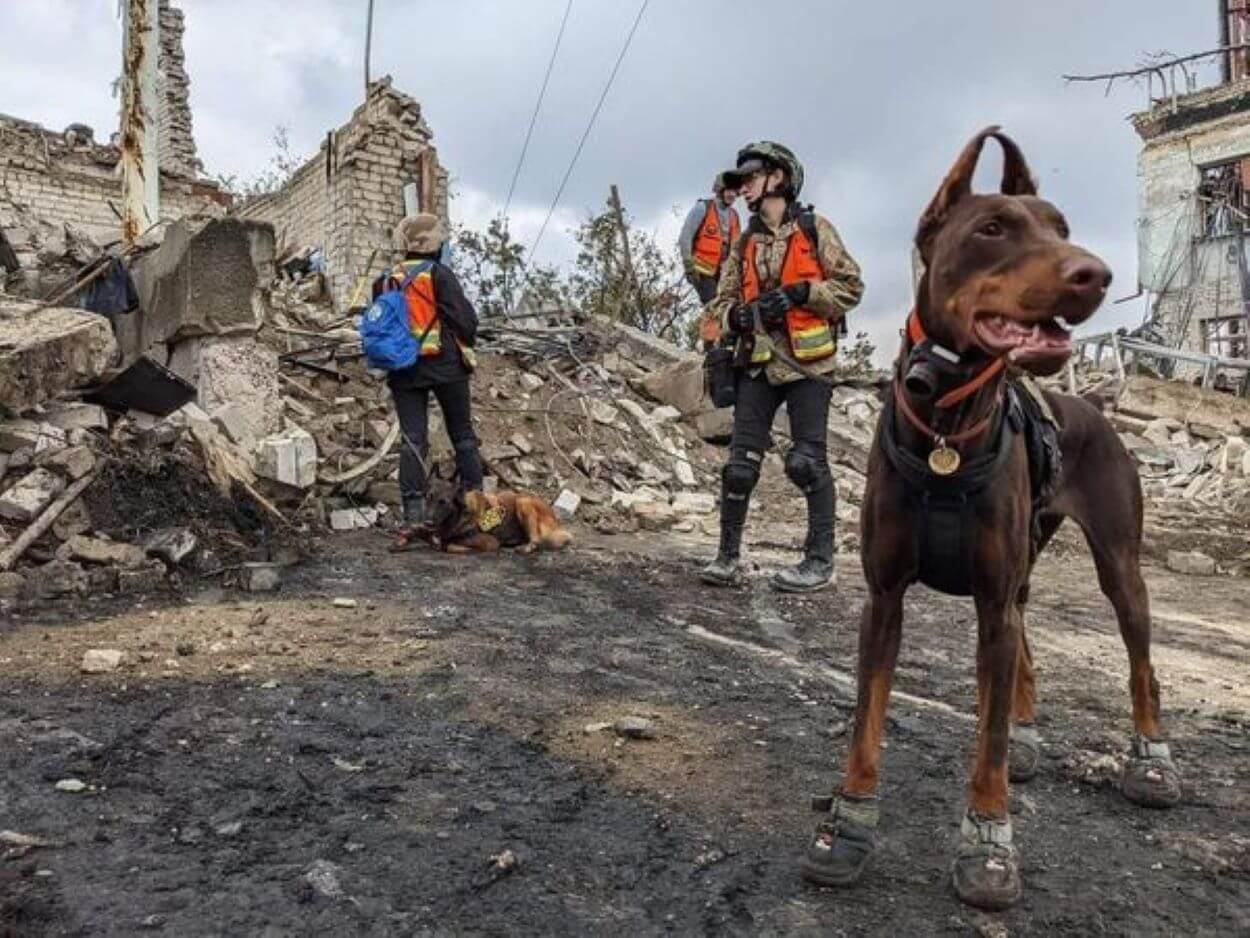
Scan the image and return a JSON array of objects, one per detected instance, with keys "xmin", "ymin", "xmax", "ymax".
[
  {"xmin": 0, "ymin": 297, "xmax": 117, "ymax": 414},
  {"xmin": 240, "ymin": 562, "xmax": 281, "ymax": 592},
  {"xmin": 617, "ymin": 399, "xmax": 650, "ymax": 423},
  {"xmin": 0, "ymin": 571, "xmax": 25, "ymax": 599},
  {"xmin": 518, "ymin": 373, "xmax": 545, "ymax": 393},
  {"xmin": 329, "ymin": 507, "xmax": 379, "ymax": 531},
  {"xmin": 633, "ymin": 500, "xmax": 676, "ymax": 531},
  {"xmin": 671, "ymin": 492, "xmax": 716, "ymax": 515},
  {"xmin": 589, "ymin": 401, "xmax": 619, "ymax": 426},
  {"xmin": 197, "ymin": 337, "xmax": 282, "ymax": 443},
  {"xmin": 118, "ymin": 560, "xmax": 167, "ymax": 594},
  {"xmin": 80, "ymin": 649, "xmax": 124, "ymax": 674},
  {"xmin": 649, "ymin": 404, "xmax": 682, "ymax": 424},
  {"xmin": 43, "ymin": 403, "xmax": 108, "ymax": 432},
  {"xmin": 509, "ymin": 433, "xmax": 535, "ymax": 456},
  {"xmin": 673, "ymin": 458, "xmax": 696, "ymax": 487},
  {"xmin": 65, "ymin": 535, "xmax": 149, "ymax": 568},
  {"xmin": 211, "ymin": 402, "xmax": 256, "ymax": 451},
  {"xmin": 640, "ymin": 358, "xmax": 707, "ymax": 417},
  {"xmin": 614, "ymin": 716, "xmax": 656, "ymax": 739},
  {"xmin": 255, "ymin": 425, "xmax": 317, "ymax": 489},
  {"xmin": 695, "ymin": 409, "xmax": 733, "ymax": 443},
  {"xmin": 1218, "ymin": 436, "xmax": 1247, "ymax": 474},
  {"xmin": 1166, "ymin": 550, "xmax": 1216, "ymax": 577},
  {"xmin": 0, "ymin": 468, "xmax": 66, "ymax": 522},
  {"xmin": 142, "ymin": 528, "xmax": 198, "ymax": 565},
  {"xmin": 553, "ymin": 489, "xmax": 581, "ymax": 520},
  {"xmin": 0, "ymin": 421, "xmax": 68, "ymax": 454},
  {"xmin": 27, "ymin": 559, "xmax": 88, "ymax": 599},
  {"xmin": 38, "ymin": 445, "xmax": 96, "ymax": 481}
]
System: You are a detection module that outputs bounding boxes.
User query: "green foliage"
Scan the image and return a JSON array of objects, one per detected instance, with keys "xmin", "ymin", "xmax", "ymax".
[
  {"xmin": 450, "ymin": 217, "xmax": 564, "ymax": 318},
  {"xmin": 214, "ymin": 127, "xmax": 305, "ymax": 201}
]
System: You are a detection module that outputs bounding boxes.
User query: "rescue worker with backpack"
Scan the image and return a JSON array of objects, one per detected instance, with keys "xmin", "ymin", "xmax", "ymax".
[
  {"xmin": 361, "ymin": 213, "xmax": 484, "ymax": 551},
  {"xmin": 700, "ymin": 142, "xmax": 864, "ymax": 592},
  {"xmin": 679, "ymin": 173, "xmax": 742, "ymax": 308}
]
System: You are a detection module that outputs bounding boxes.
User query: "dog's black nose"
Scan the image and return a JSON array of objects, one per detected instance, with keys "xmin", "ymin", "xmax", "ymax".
[{"xmin": 1061, "ymin": 256, "xmax": 1111, "ymax": 292}]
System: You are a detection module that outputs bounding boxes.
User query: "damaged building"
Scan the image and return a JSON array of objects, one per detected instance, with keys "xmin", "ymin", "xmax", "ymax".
[{"xmin": 1132, "ymin": 0, "xmax": 1250, "ymax": 386}]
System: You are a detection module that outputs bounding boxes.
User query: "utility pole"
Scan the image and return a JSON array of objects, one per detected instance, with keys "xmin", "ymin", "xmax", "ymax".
[
  {"xmin": 608, "ymin": 184, "xmax": 644, "ymax": 325},
  {"xmin": 120, "ymin": 0, "xmax": 160, "ymax": 247},
  {"xmin": 365, "ymin": 0, "xmax": 376, "ymax": 93}
]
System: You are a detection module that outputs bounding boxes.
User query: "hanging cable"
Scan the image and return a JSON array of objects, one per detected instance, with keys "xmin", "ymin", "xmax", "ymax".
[
  {"xmin": 503, "ymin": 0, "xmax": 574, "ymax": 223},
  {"xmin": 526, "ymin": 0, "xmax": 650, "ymax": 263}
]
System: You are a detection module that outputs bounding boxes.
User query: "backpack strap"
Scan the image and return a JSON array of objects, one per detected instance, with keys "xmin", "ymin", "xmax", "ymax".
[{"xmin": 795, "ymin": 208, "xmax": 848, "ymax": 338}]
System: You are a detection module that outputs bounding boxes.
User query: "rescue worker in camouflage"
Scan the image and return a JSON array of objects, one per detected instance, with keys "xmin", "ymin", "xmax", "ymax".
[
  {"xmin": 700, "ymin": 142, "xmax": 864, "ymax": 592},
  {"xmin": 679, "ymin": 173, "xmax": 742, "ymax": 308}
]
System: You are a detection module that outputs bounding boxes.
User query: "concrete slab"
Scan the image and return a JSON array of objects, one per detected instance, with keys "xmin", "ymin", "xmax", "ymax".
[{"xmin": 0, "ymin": 298, "xmax": 116, "ymax": 415}]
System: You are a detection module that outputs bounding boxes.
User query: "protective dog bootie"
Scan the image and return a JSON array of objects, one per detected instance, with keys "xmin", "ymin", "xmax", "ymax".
[
  {"xmin": 1121, "ymin": 735, "xmax": 1182, "ymax": 808},
  {"xmin": 951, "ymin": 811, "xmax": 1022, "ymax": 911},
  {"xmin": 800, "ymin": 793, "xmax": 879, "ymax": 887}
]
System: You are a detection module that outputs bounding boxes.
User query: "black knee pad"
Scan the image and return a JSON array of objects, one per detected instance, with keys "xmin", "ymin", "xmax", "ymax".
[
  {"xmin": 785, "ymin": 444, "xmax": 830, "ymax": 493},
  {"xmin": 722, "ymin": 448, "xmax": 762, "ymax": 500}
]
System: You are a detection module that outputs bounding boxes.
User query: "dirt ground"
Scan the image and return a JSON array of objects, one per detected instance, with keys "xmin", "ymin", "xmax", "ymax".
[{"xmin": 1, "ymin": 524, "xmax": 1247, "ymax": 937}]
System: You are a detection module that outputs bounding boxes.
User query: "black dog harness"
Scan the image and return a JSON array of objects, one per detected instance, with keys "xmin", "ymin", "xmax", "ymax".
[{"xmin": 881, "ymin": 376, "xmax": 1063, "ymax": 597}]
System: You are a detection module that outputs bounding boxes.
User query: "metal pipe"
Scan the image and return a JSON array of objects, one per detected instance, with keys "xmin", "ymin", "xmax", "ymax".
[
  {"xmin": 364, "ymin": 0, "xmax": 376, "ymax": 93},
  {"xmin": 1221, "ymin": 0, "xmax": 1232, "ymax": 84},
  {"xmin": 121, "ymin": 0, "xmax": 160, "ymax": 248}
]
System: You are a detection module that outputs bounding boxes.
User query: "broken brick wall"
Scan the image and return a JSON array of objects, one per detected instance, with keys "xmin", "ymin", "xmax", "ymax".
[
  {"xmin": 157, "ymin": 0, "xmax": 201, "ymax": 179},
  {"xmin": 235, "ymin": 77, "xmax": 449, "ymax": 311}
]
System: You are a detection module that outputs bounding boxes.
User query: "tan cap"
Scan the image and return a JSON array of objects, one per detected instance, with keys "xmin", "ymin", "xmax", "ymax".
[{"xmin": 393, "ymin": 213, "xmax": 446, "ymax": 254}]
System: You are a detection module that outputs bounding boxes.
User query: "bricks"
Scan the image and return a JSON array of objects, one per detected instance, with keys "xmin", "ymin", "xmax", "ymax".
[
  {"xmin": 255, "ymin": 425, "xmax": 318, "ymax": 489},
  {"xmin": 0, "ymin": 468, "xmax": 65, "ymax": 521}
]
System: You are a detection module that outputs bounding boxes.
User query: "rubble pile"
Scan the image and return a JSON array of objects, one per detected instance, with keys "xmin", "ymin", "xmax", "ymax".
[{"xmin": 262, "ymin": 265, "xmax": 884, "ymax": 551}]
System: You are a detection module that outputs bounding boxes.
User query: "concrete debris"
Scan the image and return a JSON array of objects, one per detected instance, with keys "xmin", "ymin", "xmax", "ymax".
[
  {"xmin": 142, "ymin": 528, "xmax": 198, "ymax": 565},
  {"xmin": 553, "ymin": 489, "xmax": 581, "ymax": 520},
  {"xmin": 0, "ymin": 297, "xmax": 117, "ymax": 414},
  {"xmin": 329, "ymin": 507, "xmax": 379, "ymax": 531},
  {"xmin": 80, "ymin": 649, "xmax": 124, "ymax": 673},
  {"xmin": 0, "ymin": 421, "xmax": 68, "ymax": 454},
  {"xmin": 255, "ymin": 425, "xmax": 317, "ymax": 490},
  {"xmin": 0, "ymin": 469, "xmax": 66, "ymax": 522},
  {"xmin": 38, "ymin": 446, "xmax": 96, "ymax": 481},
  {"xmin": 63, "ymin": 534, "xmax": 148, "ymax": 568},
  {"xmin": 240, "ymin": 562, "xmax": 281, "ymax": 592},
  {"xmin": 614, "ymin": 716, "xmax": 657, "ymax": 739},
  {"xmin": 43, "ymin": 403, "xmax": 108, "ymax": 432},
  {"xmin": 1167, "ymin": 550, "xmax": 1217, "ymax": 577}
]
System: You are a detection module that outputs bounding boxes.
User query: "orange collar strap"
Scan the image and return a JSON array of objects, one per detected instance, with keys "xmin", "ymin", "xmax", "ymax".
[{"xmin": 905, "ymin": 310, "xmax": 1006, "ymax": 410}]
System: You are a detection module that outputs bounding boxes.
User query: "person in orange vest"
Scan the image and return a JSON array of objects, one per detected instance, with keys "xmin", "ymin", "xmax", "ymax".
[
  {"xmin": 679, "ymin": 173, "xmax": 742, "ymax": 306},
  {"xmin": 371, "ymin": 213, "xmax": 484, "ymax": 551},
  {"xmin": 700, "ymin": 142, "xmax": 864, "ymax": 592}
]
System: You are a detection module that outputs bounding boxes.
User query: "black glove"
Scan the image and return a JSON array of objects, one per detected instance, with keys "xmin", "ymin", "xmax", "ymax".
[
  {"xmin": 726, "ymin": 303, "xmax": 755, "ymax": 335},
  {"xmin": 783, "ymin": 281, "xmax": 811, "ymax": 306},
  {"xmin": 756, "ymin": 288, "xmax": 794, "ymax": 329}
]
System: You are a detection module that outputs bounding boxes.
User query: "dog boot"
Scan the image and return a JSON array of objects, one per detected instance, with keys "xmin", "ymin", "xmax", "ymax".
[
  {"xmin": 773, "ymin": 526, "xmax": 835, "ymax": 593},
  {"xmin": 389, "ymin": 499, "xmax": 428, "ymax": 553},
  {"xmin": 1121, "ymin": 735, "xmax": 1182, "ymax": 808},
  {"xmin": 700, "ymin": 523, "xmax": 743, "ymax": 586},
  {"xmin": 800, "ymin": 793, "xmax": 879, "ymax": 887},
  {"xmin": 950, "ymin": 812, "xmax": 1022, "ymax": 911}
]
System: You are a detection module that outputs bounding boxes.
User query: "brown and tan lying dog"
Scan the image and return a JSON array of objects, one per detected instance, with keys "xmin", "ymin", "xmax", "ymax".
[{"xmin": 421, "ymin": 481, "xmax": 572, "ymax": 555}]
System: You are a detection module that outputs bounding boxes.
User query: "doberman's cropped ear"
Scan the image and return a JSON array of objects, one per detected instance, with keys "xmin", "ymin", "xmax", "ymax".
[{"xmin": 916, "ymin": 126, "xmax": 1038, "ymax": 258}]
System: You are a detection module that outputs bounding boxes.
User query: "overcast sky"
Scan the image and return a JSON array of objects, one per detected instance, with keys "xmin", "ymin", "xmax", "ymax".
[{"xmin": 2, "ymin": 1, "xmax": 1217, "ymax": 358}]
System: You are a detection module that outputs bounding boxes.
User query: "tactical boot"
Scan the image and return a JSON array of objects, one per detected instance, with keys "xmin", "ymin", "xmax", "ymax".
[
  {"xmin": 773, "ymin": 527, "xmax": 834, "ymax": 593},
  {"xmin": 700, "ymin": 524, "xmax": 743, "ymax": 586}
]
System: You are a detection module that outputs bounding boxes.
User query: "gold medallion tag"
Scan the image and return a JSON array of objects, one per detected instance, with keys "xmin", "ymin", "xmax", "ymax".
[
  {"xmin": 928, "ymin": 443, "xmax": 961, "ymax": 476},
  {"xmin": 477, "ymin": 506, "xmax": 504, "ymax": 532}
]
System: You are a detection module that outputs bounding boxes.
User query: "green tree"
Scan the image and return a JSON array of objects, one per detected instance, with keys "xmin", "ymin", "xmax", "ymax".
[{"xmin": 451, "ymin": 217, "xmax": 563, "ymax": 318}]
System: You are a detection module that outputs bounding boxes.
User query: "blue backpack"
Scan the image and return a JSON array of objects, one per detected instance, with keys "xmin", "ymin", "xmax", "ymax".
[{"xmin": 359, "ymin": 262, "xmax": 435, "ymax": 371}]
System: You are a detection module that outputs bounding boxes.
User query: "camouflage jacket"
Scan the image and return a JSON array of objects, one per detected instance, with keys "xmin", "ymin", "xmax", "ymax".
[{"xmin": 706, "ymin": 205, "xmax": 864, "ymax": 385}]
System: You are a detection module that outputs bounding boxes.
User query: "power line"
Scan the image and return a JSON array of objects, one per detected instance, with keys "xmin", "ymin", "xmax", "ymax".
[
  {"xmin": 526, "ymin": 0, "xmax": 650, "ymax": 262},
  {"xmin": 502, "ymin": 0, "xmax": 574, "ymax": 222}
]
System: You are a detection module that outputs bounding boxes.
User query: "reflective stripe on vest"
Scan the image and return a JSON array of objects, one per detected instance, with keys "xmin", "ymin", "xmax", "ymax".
[
  {"xmin": 691, "ymin": 201, "xmax": 740, "ymax": 277},
  {"xmin": 741, "ymin": 225, "xmax": 835, "ymax": 364},
  {"xmin": 395, "ymin": 261, "xmax": 442, "ymax": 357}
]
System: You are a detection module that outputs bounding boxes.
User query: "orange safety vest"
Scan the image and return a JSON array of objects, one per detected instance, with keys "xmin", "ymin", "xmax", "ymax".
[
  {"xmin": 392, "ymin": 261, "xmax": 442, "ymax": 357},
  {"xmin": 741, "ymin": 225, "xmax": 835, "ymax": 364},
  {"xmin": 691, "ymin": 200, "xmax": 741, "ymax": 277}
]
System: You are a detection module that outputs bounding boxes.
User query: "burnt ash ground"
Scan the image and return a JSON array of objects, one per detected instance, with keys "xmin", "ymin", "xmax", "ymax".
[{"xmin": 1, "ymin": 531, "xmax": 1247, "ymax": 937}]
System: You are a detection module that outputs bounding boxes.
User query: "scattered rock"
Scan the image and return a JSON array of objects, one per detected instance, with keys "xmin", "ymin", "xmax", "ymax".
[
  {"xmin": 80, "ymin": 649, "xmax": 123, "ymax": 673},
  {"xmin": 303, "ymin": 859, "xmax": 346, "ymax": 899},
  {"xmin": 583, "ymin": 721, "xmax": 613, "ymax": 734},
  {"xmin": 589, "ymin": 400, "xmax": 619, "ymax": 426},
  {"xmin": 255, "ymin": 425, "xmax": 318, "ymax": 489},
  {"xmin": 38, "ymin": 444, "xmax": 96, "ymax": 481},
  {"xmin": 1167, "ymin": 549, "xmax": 1216, "ymax": 577},
  {"xmin": 0, "ymin": 468, "xmax": 66, "ymax": 521},
  {"xmin": 118, "ymin": 560, "xmax": 168, "ymax": 594},
  {"xmin": 553, "ymin": 489, "xmax": 581, "ymax": 520},
  {"xmin": 614, "ymin": 716, "xmax": 656, "ymax": 739},
  {"xmin": 329, "ymin": 506, "xmax": 379, "ymax": 530},
  {"xmin": 518, "ymin": 373, "xmax": 544, "ymax": 393},
  {"xmin": 142, "ymin": 527, "xmax": 198, "ymax": 565},
  {"xmin": 240, "ymin": 562, "xmax": 281, "ymax": 592},
  {"xmin": 671, "ymin": 492, "xmax": 716, "ymax": 515},
  {"xmin": 489, "ymin": 849, "xmax": 519, "ymax": 872},
  {"xmin": 54, "ymin": 779, "xmax": 87, "ymax": 793},
  {"xmin": 65, "ymin": 534, "xmax": 148, "ymax": 568},
  {"xmin": 332, "ymin": 597, "xmax": 358, "ymax": 609}
]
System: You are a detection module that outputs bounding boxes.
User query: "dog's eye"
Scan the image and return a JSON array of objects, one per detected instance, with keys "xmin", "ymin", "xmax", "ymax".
[{"xmin": 977, "ymin": 219, "xmax": 1005, "ymax": 238}]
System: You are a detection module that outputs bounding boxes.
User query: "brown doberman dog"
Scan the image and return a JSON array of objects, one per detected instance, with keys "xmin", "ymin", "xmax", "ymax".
[{"xmin": 800, "ymin": 128, "xmax": 1183, "ymax": 910}]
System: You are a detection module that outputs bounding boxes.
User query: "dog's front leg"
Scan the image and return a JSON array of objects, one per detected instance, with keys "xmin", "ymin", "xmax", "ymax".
[
  {"xmin": 799, "ymin": 584, "xmax": 904, "ymax": 888},
  {"xmin": 952, "ymin": 595, "xmax": 1023, "ymax": 910}
]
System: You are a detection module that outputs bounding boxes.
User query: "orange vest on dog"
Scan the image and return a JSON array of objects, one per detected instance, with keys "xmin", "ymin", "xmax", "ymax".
[{"xmin": 741, "ymin": 227, "xmax": 835, "ymax": 363}]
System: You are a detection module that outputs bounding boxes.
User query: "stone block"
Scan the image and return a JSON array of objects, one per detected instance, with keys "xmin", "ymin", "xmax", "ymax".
[
  {"xmin": 0, "ymin": 297, "xmax": 117, "ymax": 415},
  {"xmin": 198, "ymin": 338, "xmax": 282, "ymax": 444},
  {"xmin": 1167, "ymin": 550, "xmax": 1216, "ymax": 577},
  {"xmin": 43, "ymin": 403, "xmax": 108, "ymax": 431},
  {"xmin": 65, "ymin": 535, "xmax": 149, "ymax": 568},
  {"xmin": 329, "ymin": 507, "xmax": 379, "ymax": 530},
  {"xmin": 38, "ymin": 445, "xmax": 96, "ymax": 481},
  {"xmin": 553, "ymin": 489, "xmax": 581, "ymax": 520},
  {"xmin": 240, "ymin": 562, "xmax": 281, "ymax": 592},
  {"xmin": 695, "ymin": 408, "xmax": 734, "ymax": 443},
  {"xmin": 1218, "ymin": 436, "xmax": 1248, "ymax": 474},
  {"xmin": 81, "ymin": 649, "xmax": 124, "ymax": 673},
  {"xmin": 255, "ymin": 425, "xmax": 317, "ymax": 489},
  {"xmin": 118, "ymin": 560, "xmax": 168, "ymax": 594},
  {"xmin": 640, "ymin": 358, "xmax": 707, "ymax": 417},
  {"xmin": 142, "ymin": 527, "xmax": 198, "ymax": 565},
  {"xmin": 26, "ymin": 559, "xmax": 88, "ymax": 599},
  {"xmin": 672, "ymin": 492, "xmax": 716, "ymax": 515},
  {"xmin": 0, "ymin": 421, "xmax": 67, "ymax": 454},
  {"xmin": 0, "ymin": 468, "xmax": 65, "ymax": 521}
]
